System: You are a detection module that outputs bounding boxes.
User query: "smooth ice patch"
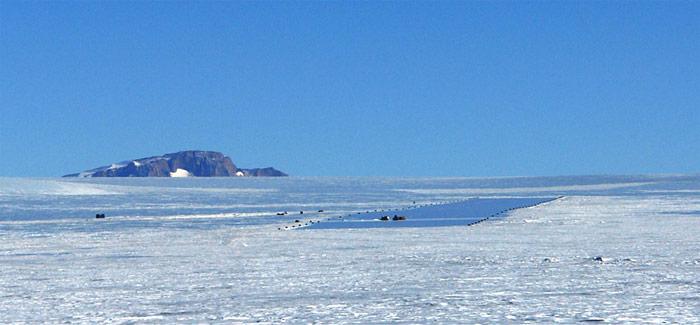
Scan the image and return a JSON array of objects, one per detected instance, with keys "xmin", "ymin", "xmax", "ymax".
[
  {"xmin": 0, "ymin": 179, "xmax": 123, "ymax": 196},
  {"xmin": 395, "ymin": 182, "xmax": 654, "ymax": 195},
  {"xmin": 299, "ymin": 197, "xmax": 558, "ymax": 229}
]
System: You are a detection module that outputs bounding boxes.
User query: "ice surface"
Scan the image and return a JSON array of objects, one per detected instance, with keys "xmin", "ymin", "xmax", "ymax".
[
  {"xmin": 0, "ymin": 178, "xmax": 125, "ymax": 196},
  {"xmin": 298, "ymin": 197, "xmax": 558, "ymax": 229},
  {"xmin": 0, "ymin": 175, "xmax": 699, "ymax": 323}
]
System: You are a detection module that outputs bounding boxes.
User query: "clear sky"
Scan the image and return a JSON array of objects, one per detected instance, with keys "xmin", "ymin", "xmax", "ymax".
[{"xmin": 1, "ymin": 1, "xmax": 698, "ymax": 177}]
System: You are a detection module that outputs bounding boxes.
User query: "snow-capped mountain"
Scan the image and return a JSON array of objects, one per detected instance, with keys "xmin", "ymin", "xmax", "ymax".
[{"xmin": 63, "ymin": 150, "xmax": 287, "ymax": 177}]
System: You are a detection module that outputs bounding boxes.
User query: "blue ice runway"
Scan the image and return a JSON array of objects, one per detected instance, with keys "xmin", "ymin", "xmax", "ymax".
[{"xmin": 289, "ymin": 197, "xmax": 561, "ymax": 230}]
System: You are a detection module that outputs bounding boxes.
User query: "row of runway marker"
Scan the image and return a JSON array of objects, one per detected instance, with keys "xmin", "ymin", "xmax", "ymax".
[{"xmin": 277, "ymin": 196, "xmax": 564, "ymax": 231}]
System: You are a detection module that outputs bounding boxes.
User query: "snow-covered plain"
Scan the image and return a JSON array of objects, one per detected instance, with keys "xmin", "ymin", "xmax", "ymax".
[{"xmin": 0, "ymin": 175, "xmax": 699, "ymax": 323}]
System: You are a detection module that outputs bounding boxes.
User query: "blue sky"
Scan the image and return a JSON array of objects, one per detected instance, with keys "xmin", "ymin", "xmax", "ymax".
[{"xmin": 1, "ymin": 1, "xmax": 698, "ymax": 177}]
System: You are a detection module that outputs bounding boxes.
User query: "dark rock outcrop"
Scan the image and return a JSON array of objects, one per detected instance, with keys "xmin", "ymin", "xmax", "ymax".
[
  {"xmin": 237, "ymin": 167, "xmax": 287, "ymax": 177},
  {"xmin": 63, "ymin": 150, "xmax": 286, "ymax": 177}
]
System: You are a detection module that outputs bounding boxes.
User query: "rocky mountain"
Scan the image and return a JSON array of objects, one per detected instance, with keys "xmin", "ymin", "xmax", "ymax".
[
  {"xmin": 63, "ymin": 151, "xmax": 287, "ymax": 177},
  {"xmin": 237, "ymin": 167, "xmax": 288, "ymax": 177}
]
